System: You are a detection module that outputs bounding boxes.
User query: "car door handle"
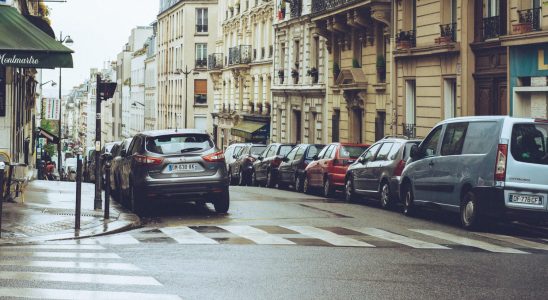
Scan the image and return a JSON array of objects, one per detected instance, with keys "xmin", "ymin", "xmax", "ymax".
[{"xmin": 428, "ymin": 160, "xmax": 435, "ymax": 166}]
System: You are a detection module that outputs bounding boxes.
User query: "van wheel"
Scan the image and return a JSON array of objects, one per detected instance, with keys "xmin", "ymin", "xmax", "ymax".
[
  {"xmin": 402, "ymin": 184, "xmax": 415, "ymax": 216},
  {"xmin": 213, "ymin": 188, "xmax": 230, "ymax": 213},
  {"xmin": 460, "ymin": 191, "xmax": 483, "ymax": 230},
  {"xmin": 380, "ymin": 181, "xmax": 392, "ymax": 209}
]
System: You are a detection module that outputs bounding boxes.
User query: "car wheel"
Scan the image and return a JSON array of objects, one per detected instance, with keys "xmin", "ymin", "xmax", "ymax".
[
  {"xmin": 303, "ymin": 174, "xmax": 312, "ymax": 194},
  {"xmin": 228, "ymin": 168, "xmax": 235, "ymax": 185},
  {"xmin": 294, "ymin": 175, "xmax": 303, "ymax": 193},
  {"xmin": 266, "ymin": 170, "xmax": 275, "ymax": 188},
  {"xmin": 238, "ymin": 169, "xmax": 246, "ymax": 186},
  {"xmin": 380, "ymin": 181, "xmax": 392, "ymax": 209},
  {"xmin": 345, "ymin": 177, "xmax": 358, "ymax": 203},
  {"xmin": 402, "ymin": 183, "xmax": 415, "ymax": 216},
  {"xmin": 460, "ymin": 191, "xmax": 483, "ymax": 230},
  {"xmin": 323, "ymin": 176, "xmax": 333, "ymax": 198},
  {"xmin": 213, "ymin": 188, "xmax": 230, "ymax": 213},
  {"xmin": 251, "ymin": 170, "xmax": 259, "ymax": 187},
  {"xmin": 130, "ymin": 182, "xmax": 145, "ymax": 215}
]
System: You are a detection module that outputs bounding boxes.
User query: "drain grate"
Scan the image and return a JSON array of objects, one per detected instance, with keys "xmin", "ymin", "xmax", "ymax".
[{"xmin": 42, "ymin": 208, "xmax": 104, "ymax": 218}]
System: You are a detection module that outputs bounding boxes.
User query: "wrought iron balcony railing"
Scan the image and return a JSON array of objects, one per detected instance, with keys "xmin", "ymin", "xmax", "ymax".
[
  {"xmin": 518, "ymin": 7, "xmax": 542, "ymax": 32},
  {"xmin": 196, "ymin": 24, "xmax": 208, "ymax": 33},
  {"xmin": 483, "ymin": 16, "xmax": 501, "ymax": 40},
  {"xmin": 195, "ymin": 59, "xmax": 207, "ymax": 69},
  {"xmin": 396, "ymin": 30, "xmax": 416, "ymax": 48},
  {"xmin": 208, "ymin": 53, "xmax": 223, "ymax": 70},
  {"xmin": 290, "ymin": 0, "xmax": 303, "ymax": 18},
  {"xmin": 228, "ymin": 45, "xmax": 252, "ymax": 65},
  {"xmin": 311, "ymin": 0, "xmax": 361, "ymax": 15},
  {"xmin": 440, "ymin": 23, "xmax": 457, "ymax": 42},
  {"xmin": 403, "ymin": 123, "xmax": 416, "ymax": 138}
]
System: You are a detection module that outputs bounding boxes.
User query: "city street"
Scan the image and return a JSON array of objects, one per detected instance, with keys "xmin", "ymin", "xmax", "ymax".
[{"xmin": 1, "ymin": 186, "xmax": 547, "ymax": 299}]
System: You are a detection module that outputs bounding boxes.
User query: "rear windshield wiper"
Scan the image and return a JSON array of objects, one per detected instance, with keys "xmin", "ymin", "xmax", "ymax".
[{"xmin": 180, "ymin": 147, "xmax": 204, "ymax": 153}]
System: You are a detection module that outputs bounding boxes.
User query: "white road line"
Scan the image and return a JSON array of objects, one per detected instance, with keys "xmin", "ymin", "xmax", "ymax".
[
  {"xmin": 475, "ymin": 233, "xmax": 548, "ymax": 251},
  {"xmin": 95, "ymin": 234, "xmax": 141, "ymax": 245},
  {"xmin": 220, "ymin": 225, "xmax": 296, "ymax": 245},
  {"xmin": 0, "ymin": 260, "xmax": 140, "ymax": 271},
  {"xmin": 410, "ymin": 230, "xmax": 528, "ymax": 254},
  {"xmin": 283, "ymin": 226, "xmax": 374, "ymax": 247},
  {"xmin": 0, "ymin": 245, "xmax": 105, "ymax": 250},
  {"xmin": 160, "ymin": 226, "xmax": 219, "ymax": 244},
  {"xmin": 0, "ymin": 252, "xmax": 120, "ymax": 259},
  {"xmin": 353, "ymin": 228, "xmax": 449, "ymax": 249},
  {"xmin": 0, "ymin": 271, "xmax": 162, "ymax": 286},
  {"xmin": 0, "ymin": 287, "xmax": 181, "ymax": 300}
]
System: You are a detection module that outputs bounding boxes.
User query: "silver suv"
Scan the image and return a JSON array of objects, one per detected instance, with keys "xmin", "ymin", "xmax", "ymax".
[
  {"xmin": 118, "ymin": 129, "xmax": 229, "ymax": 214},
  {"xmin": 401, "ymin": 116, "xmax": 548, "ymax": 229}
]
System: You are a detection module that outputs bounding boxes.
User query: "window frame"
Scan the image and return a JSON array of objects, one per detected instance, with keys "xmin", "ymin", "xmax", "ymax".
[
  {"xmin": 196, "ymin": 8, "xmax": 208, "ymax": 33},
  {"xmin": 420, "ymin": 125, "xmax": 444, "ymax": 158}
]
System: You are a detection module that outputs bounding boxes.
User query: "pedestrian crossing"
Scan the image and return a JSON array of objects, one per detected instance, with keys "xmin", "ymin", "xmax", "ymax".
[
  {"xmin": 76, "ymin": 225, "xmax": 548, "ymax": 255},
  {"xmin": 0, "ymin": 244, "xmax": 181, "ymax": 300}
]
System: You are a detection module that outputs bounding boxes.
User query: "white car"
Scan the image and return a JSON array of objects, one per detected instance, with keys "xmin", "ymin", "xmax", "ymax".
[{"xmin": 64, "ymin": 158, "xmax": 78, "ymax": 181}]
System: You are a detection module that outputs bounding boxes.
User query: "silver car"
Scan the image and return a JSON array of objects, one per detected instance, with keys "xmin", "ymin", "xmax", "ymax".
[
  {"xmin": 401, "ymin": 116, "xmax": 548, "ymax": 229},
  {"xmin": 118, "ymin": 129, "xmax": 229, "ymax": 214}
]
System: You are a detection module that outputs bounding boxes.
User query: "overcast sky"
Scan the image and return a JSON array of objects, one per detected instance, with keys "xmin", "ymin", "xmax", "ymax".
[{"xmin": 41, "ymin": 0, "xmax": 158, "ymax": 97}]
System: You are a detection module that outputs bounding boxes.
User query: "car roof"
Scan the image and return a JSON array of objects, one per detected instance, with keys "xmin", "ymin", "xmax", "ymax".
[
  {"xmin": 140, "ymin": 129, "xmax": 209, "ymax": 137},
  {"xmin": 438, "ymin": 115, "xmax": 538, "ymax": 125}
]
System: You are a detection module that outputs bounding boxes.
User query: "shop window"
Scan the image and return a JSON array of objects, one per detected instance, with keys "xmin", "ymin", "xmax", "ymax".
[{"xmin": 194, "ymin": 79, "xmax": 207, "ymax": 105}]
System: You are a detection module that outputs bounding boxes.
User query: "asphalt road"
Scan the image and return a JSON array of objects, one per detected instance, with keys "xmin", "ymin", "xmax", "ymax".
[{"xmin": 1, "ymin": 186, "xmax": 547, "ymax": 299}]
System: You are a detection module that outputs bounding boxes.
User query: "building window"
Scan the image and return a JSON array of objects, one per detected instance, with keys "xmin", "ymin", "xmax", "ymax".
[
  {"xmin": 194, "ymin": 79, "xmax": 207, "ymax": 105},
  {"xmin": 195, "ymin": 43, "xmax": 207, "ymax": 68},
  {"xmin": 405, "ymin": 80, "xmax": 416, "ymax": 137},
  {"xmin": 403, "ymin": 0, "xmax": 417, "ymax": 32},
  {"xmin": 194, "ymin": 115, "xmax": 207, "ymax": 130},
  {"xmin": 292, "ymin": 110, "xmax": 302, "ymax": 143},
  {"xmin": 444, "ymin": 78, "xmax": 457, "ymax": 119},
  {"xmin": 332, "ymin": 109, "xmax": 340, "ymax": 142},
  {"xmin": 196, "ymin": 8, "xmax": 208, "ymax": 33},
  {"xmin": 309, "ymin": 112, "xmax": 317, "ymax": 143}
]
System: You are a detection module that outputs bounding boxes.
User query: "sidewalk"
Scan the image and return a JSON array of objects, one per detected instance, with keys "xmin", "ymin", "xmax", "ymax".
[{"xmin": 0, "ymin": 180, "xmax": 140, "ymax": 245}]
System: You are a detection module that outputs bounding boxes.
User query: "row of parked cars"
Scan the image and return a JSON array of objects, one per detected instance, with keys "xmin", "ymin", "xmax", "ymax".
[{"xmin": 225, "ymin": 116, "xmax": 548, "ymax": 230}]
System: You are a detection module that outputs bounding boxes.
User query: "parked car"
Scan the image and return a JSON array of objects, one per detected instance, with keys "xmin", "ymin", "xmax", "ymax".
[
  {"xmin": 117, "ymin": 129, "xmax": 229, "ymax": 214},
  {"xmin": 101, "ymin": 141, "xmax": 121, "ymax": 187},
  {"xmin": 63, "ymin": 157, "xmax": 78, "ymax": 182},
  {"xmin": 277, "ymin": 144, "xmax": 325, "ymax": 192},
  {"xmin": 111, "ymin": 138, "xmax": 132, "ymax": 201},
  {"xmin": 345, "ymin": 137, "xmax": 421, "ymax": 207},
  {"xmin": 85, "ymin": 149, "xmax": 97, "ymax": 183},
  {"xmin": 303, "ymin": 143, "xmax": 370, "ymax": 197},
  {"xmin": 400, "ymin": 116, "xmax": 548, "ymax": 229},
  {"xmin": 251, "ymin": 143, "xmax": 296, "ymax": 187},
  {"xmin": 224, "ymin": 143, "xmax": 248, "ymax": 171},
  {"xmin": 228, "ymin": 144, "xmax": 267, "ymax": 185}
]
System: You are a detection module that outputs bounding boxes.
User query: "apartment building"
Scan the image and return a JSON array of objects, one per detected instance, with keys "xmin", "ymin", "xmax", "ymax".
[
  {"xmin": 130, "ymin": 47, "xmax": 147, "ymax": 135},
  {"xmin": 144, "ymin": 29, "xmax": 158, "ymax": 130}
]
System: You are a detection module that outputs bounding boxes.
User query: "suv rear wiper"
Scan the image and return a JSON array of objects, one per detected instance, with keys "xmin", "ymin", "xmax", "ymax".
[{"xmin": 180, "ymin": 147, "xmax": 204, "ymax": 153}]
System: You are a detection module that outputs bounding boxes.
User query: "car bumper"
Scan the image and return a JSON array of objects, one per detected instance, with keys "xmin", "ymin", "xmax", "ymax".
[
  {"xmin": 390, "ymin": 176, "xmax": 401, "ymax": 202},
  {"xmin": 141, "ymin": 170, "xmax": 229, "ymax": 199},
  {"xmin": 331, "ymin": 172, "xmax": 346, "ymax": 187},
  {"xmin": 473, "ymin": 186, "xmax": 548, "ymax": 222}
]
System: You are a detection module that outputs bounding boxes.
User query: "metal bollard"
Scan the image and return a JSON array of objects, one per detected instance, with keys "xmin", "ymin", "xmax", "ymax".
[
  {"xmin": 104, "ymin": 155, "xmax": 112, "ymax": 220},
  {"xmin": 75, "ymin": 155, "xmax": 82, "ymax": 230},
  {"xmin": 0, "ymin": 162, "xmax": 5, "ymax": 237}
]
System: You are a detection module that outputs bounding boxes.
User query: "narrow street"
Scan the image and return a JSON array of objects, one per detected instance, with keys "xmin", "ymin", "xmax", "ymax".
[{"xmin": 1, "ymin": 186, "xmax": 547, "ymax": 299}]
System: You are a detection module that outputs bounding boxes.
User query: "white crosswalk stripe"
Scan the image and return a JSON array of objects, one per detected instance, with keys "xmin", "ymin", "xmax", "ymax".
[
  {"xmin": 219, "ymin": 225, "xmax": 296, "ymax": 245},
  {"xmin": 0, "ymin": 260, "xmax": 141, "ymax": 271},
  {"xmin": 352, "ymin": 228, "xmax": 449, "ymax": 249},
  {"xmin": 160, "ymin": 226, "xmax": 219, "ymax": 244},
  {"xmin": 283, "ymin": 226, "xmax": 374, "ymax": 247},
  {"xmin": 410, "ymin": 229, "xmax": 528, "ymax": 254},
  {"xmin": 92, "ymin": 234, "xmax": 141, "ymax": 245},
  {"xmin": 0, "ymin": 287, "xmax": 182, "ymax": 300},
  {"xmin": 0, "ymin": 271, "xmax": 162, "ymax": 286},
  {"xmin": 2, "ymin": 244, "xmax": 105, "ymax": 250},
  {"xmin": 474, "ymin": 233, "xmax": 548, "ymax": 251},
  {"xmin": 0, "ymin": 251, "xmax": 121, "ymax": 259}
]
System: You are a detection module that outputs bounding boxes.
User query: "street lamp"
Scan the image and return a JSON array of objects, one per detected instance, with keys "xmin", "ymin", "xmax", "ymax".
[
  {"xmin": 40, "ymin": 80, "xmax": 57, "ymax": 87},
  {"xmin": 131, "ymin": 101, "xmax": 145, "ymax": 131},
  {"xmin": 175, "ymin": 66, "xmax": 199, "ymax": 128},
  {"xmin": 57, "ymin": 32, "xmax": 74, "ymax": 175}
]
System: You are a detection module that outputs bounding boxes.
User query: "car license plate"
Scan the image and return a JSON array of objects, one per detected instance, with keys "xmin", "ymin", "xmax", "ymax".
[
  {"xmin": 166, "ymin": 163, "xmax": 200, "ymax": 173},
  {"xmin": 509, "ymin": 194, "xmax": 542, "ymax": 205}
]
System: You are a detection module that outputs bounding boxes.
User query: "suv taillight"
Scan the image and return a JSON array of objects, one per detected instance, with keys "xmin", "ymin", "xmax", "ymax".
[
  {"xmin": 494, "ymin": 144, "xmax": 508, "ymax": 181},
  {"xmin": 393, "ymin": 159, "xmax": 406, "ymax": 176},
  {"xmin": 135, "ymin": 155, "xmax": 164, "ymax": 165},
  {"xmin": 202, "ymin": 151, "xmax": 225, "ymax": 162}
]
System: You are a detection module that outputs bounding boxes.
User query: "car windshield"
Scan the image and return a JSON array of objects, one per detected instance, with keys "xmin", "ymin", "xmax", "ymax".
[
  {"xmin": 278, "ymin": 145, "xmax": 294, "ymax": 157},
  {"xmin": 511, "ymin": 123, "xmax": 548, "ymax": 165},
  {"xmin": 340, "ymin": 146, "xmax": 369, "ymax": 158},
  {"xmin": 146, "ymin": 134, "xmax": 214, "ymax": 155},
  {"xmin": 250, "ymin": 146, "xmax": 266, "ymax": 156}
]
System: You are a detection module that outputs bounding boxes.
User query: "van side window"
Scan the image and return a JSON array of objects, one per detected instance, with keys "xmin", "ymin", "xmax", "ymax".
[
  {"xmin": 421, "ymin": 126, "xmax": 443, "ymax": 157},
  {"xmin": 462, "ymin": 122, "xmax": 499, "ymax": 154},
  {"xmin": 441, "ymin": 123, "xmax": 468, "ymax": 156}
]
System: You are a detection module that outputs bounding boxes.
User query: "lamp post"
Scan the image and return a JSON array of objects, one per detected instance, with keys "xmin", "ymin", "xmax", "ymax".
[
  {"xmin": 57, "ymin": 32, "xmax": 74, "ymax": 175},
  {"xmin": 175, "ymin": 66, "xmax": 199, "ymax": 129},
  {"xmin": 131, "ymin": 101, "xmax": 145, "ymax": 131}
]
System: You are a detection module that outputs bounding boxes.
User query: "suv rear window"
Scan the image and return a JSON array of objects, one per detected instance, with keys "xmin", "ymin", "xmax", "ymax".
[
  {"xmin": 146, "ymin": 134, "xmax": 214, "ymax": 155},
  {"xmin": 511, "ymin": 124, "xmax": 548, "ymax": 165},
  {"xmin": 340, "ymin": 146, "xmax": 369, "ymax": 158}
]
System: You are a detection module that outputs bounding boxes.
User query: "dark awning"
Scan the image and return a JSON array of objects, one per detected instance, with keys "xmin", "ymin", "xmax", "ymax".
[
  {"xmin": 0, "ymin": 6, "xmax": 73, "ymax": 69},
  {"xmin": 231, "ymin": 121, "xmax": 268, "ymax": 140},
  {"xmin": 37, "ymin": 126, "xmax": 59, "ymax": 144}
]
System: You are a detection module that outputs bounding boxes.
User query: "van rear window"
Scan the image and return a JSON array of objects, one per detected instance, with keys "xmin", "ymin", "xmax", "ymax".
[
  {"xmin": 511, "ymin": 124, "xmax": 548, "ymax": 165},
  {"xmin": 146, "ymin": 134, "xmax": 213, "ymax": 155}
]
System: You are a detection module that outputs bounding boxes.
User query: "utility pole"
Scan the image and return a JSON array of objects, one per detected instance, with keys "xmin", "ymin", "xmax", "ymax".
[
  {"xmin": 180, "ymin": 65, "xmax": 193, "ymax": 129},
  {"xmin": 94, "ymin": 74, "xmax": 102, "ymax": 210}
]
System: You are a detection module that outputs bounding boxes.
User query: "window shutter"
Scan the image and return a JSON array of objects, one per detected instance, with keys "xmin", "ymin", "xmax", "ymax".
[{"xmin": 194, "ymin": 79, "xmax": 207, "ymax": 94}]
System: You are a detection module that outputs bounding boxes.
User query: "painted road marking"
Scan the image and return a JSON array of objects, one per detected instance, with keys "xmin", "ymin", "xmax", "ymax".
[
  {"xmin": 284, "ymin": 226, "xmax": 374, "ymax": 247},
  {"xmin": 0, "ymin": 252, "xmax": 120, "ymax": 259},
  {"xmin": 0, "ymin": 245, "xmax": 105, "ymax": 250},
  {"xmin": 160, "ymin": 226, "xmax": 219, "ymax": 244},
  {"xmin": 0, "ymin": 260, "xmax": 140, "ymax": 271},
  {"xmin": 353, "ymin": 228, "xmax": 449, "ymax": 249},
  {"xmin": 219, "ymin": 225, "xmax": 296, "ymax": 245},
  {"xmin": 95, "ymin": 234, "xmax": 141, "ymax": 245},
  {"xmin": 475, "ymin": 233, "xmax": 548, "ymax": 251},
  {"xmin": 0, "ymin": 288, "xmax": 181, "ymax": 300},
  {"xmin": 0, "ymin": 271, "xmax": 161, "ymax": 286},
  {"xmin": 410, "ymin": 230, "xmax": 528, "ymax": 254}
]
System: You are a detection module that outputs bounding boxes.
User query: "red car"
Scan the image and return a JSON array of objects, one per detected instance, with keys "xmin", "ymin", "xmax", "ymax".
[{"xmin": 303, "ymin": 143, "xmax": 370, "ymax": 197}]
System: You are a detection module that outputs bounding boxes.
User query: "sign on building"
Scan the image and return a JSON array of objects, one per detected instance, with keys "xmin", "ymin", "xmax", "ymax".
[{"xmin": 44, "ymin": 98, "xmax": 60, "ymax": 120}]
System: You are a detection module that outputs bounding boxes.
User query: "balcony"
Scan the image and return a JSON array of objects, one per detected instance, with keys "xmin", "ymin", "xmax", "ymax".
[
  {"xmin": 207, "ymin": 53, "xmax": 223, "ymax": 70},
  {"xmin": 402, "ymin": 123, "xmax": 416, "ymax": 138},
  {"xmin": 196, "ymin": 24, "xmax": 208, "ymax": 33},
  {"xmin": 396, "ymin": 30, "xmax": 416, "ymax": 49},
  {"xmin": 311, "ymin": 0, "xmax": 361, "ymax": 14},
  {"xmin": 514, "ymin": 8, "xmax": 542, "ymax": 34},
  {"xmin": 290, "ymin": 0, "xmax": 302, "ymax": 18},
  {"xmin": 482, "ymin": 16, "xmax": 501, "ymax": 40},
  {"xmin": 228, "ymin": 45, "xmax": 252, "ymax": 66},
  {"xmin": 195, "ymin": 58, "xmax": 207, "ymax": 69},
  {"xmin": 438, "ymin": 23, "xmax": 456, "ymax": 43}
]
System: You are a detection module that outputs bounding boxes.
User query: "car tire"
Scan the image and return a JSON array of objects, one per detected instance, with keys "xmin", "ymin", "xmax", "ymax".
[
  {"xmin": 294, "ymin": 175, "xmax": 303, "ymax": 193},
  {"xmin": 251, "ymin": 170, "xmax": 259, "ymax": 187},
  {"xmin": 228, "ymin": 168, "xmax": 235, "ymax": 185},
  {"xmin": 266, "ymin": 170, "xmax": 276, "ymax": 188},
  {"xmin": 213, "ymin": 188, "xmax": 230, "ymax": 213},
  {"xmin": 460, "ymin": 191, "xmax": 483, "ymax": 230},
  {"xmin": 303, "ymin": 174, "xmax": 312, "ymax": 194},
  {"xmin": 323, "ymin": 176, "xmax": 333, "ymax": 198},
  {"xmin": 380, "ymin": 181, "xmax": 392, "ymax": 209},
  {"xmin": 402, "ymin": 183, "xmax": 416, "ymax": 217},
  {"xmin": 345, "ymin": 177, "xmax": 358, "ymax": 203},
  {"xmin": 130, "ymin": 182, "xmax": 146, "ymax": 215},
  {"xmin": 238, "ymin": 169, "xmax": 246, "ymax": 186}
]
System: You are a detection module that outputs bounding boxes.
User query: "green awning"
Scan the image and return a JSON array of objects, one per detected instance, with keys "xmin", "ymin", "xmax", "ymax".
[
  {"xmin": 0, "ymin": 6, "xmax": 73, "ymax": 69},
  {"xmin": 231, "ymin": 121, "xmax": 268, "ymax": 140}
]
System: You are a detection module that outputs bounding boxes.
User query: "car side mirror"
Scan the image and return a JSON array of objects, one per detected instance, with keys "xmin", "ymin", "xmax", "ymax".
[
  {"xmin": 358, "ymin": 156, "xmax": 367, "ymax": 164},
  {"xmin": 410, "ymin": 145, "xmax": 421, "ymax": 160},
  {"xmin": 312, "ymin": 155, "xmax": 319, "ymax": 161},
  {"xmin": 258, "ymin": 156, "xmax": 264, "ymax": 161}
]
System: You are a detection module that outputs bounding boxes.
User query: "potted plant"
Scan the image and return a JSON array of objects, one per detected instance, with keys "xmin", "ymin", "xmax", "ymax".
[
  {"xmin": 291, "ymin": 68, "xmax": 299, "ymax": 83},
  {"xmin": 307, "ymin": 67, "xmax": 319, "ymax": 83},
  {"xmin": 513, "ymin": 11, "xmax": 533, "ymax": 34},
  {"xmin": 376, "ymin": 55, "xmax": 386, "ymax": 82},
  {"xmin": 278, "ymin": 69, "xmax": 284, "ymax": 84},
  {"xmin": 396, "ymin": 31, "xmax": 414, "ymax": 49}
]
